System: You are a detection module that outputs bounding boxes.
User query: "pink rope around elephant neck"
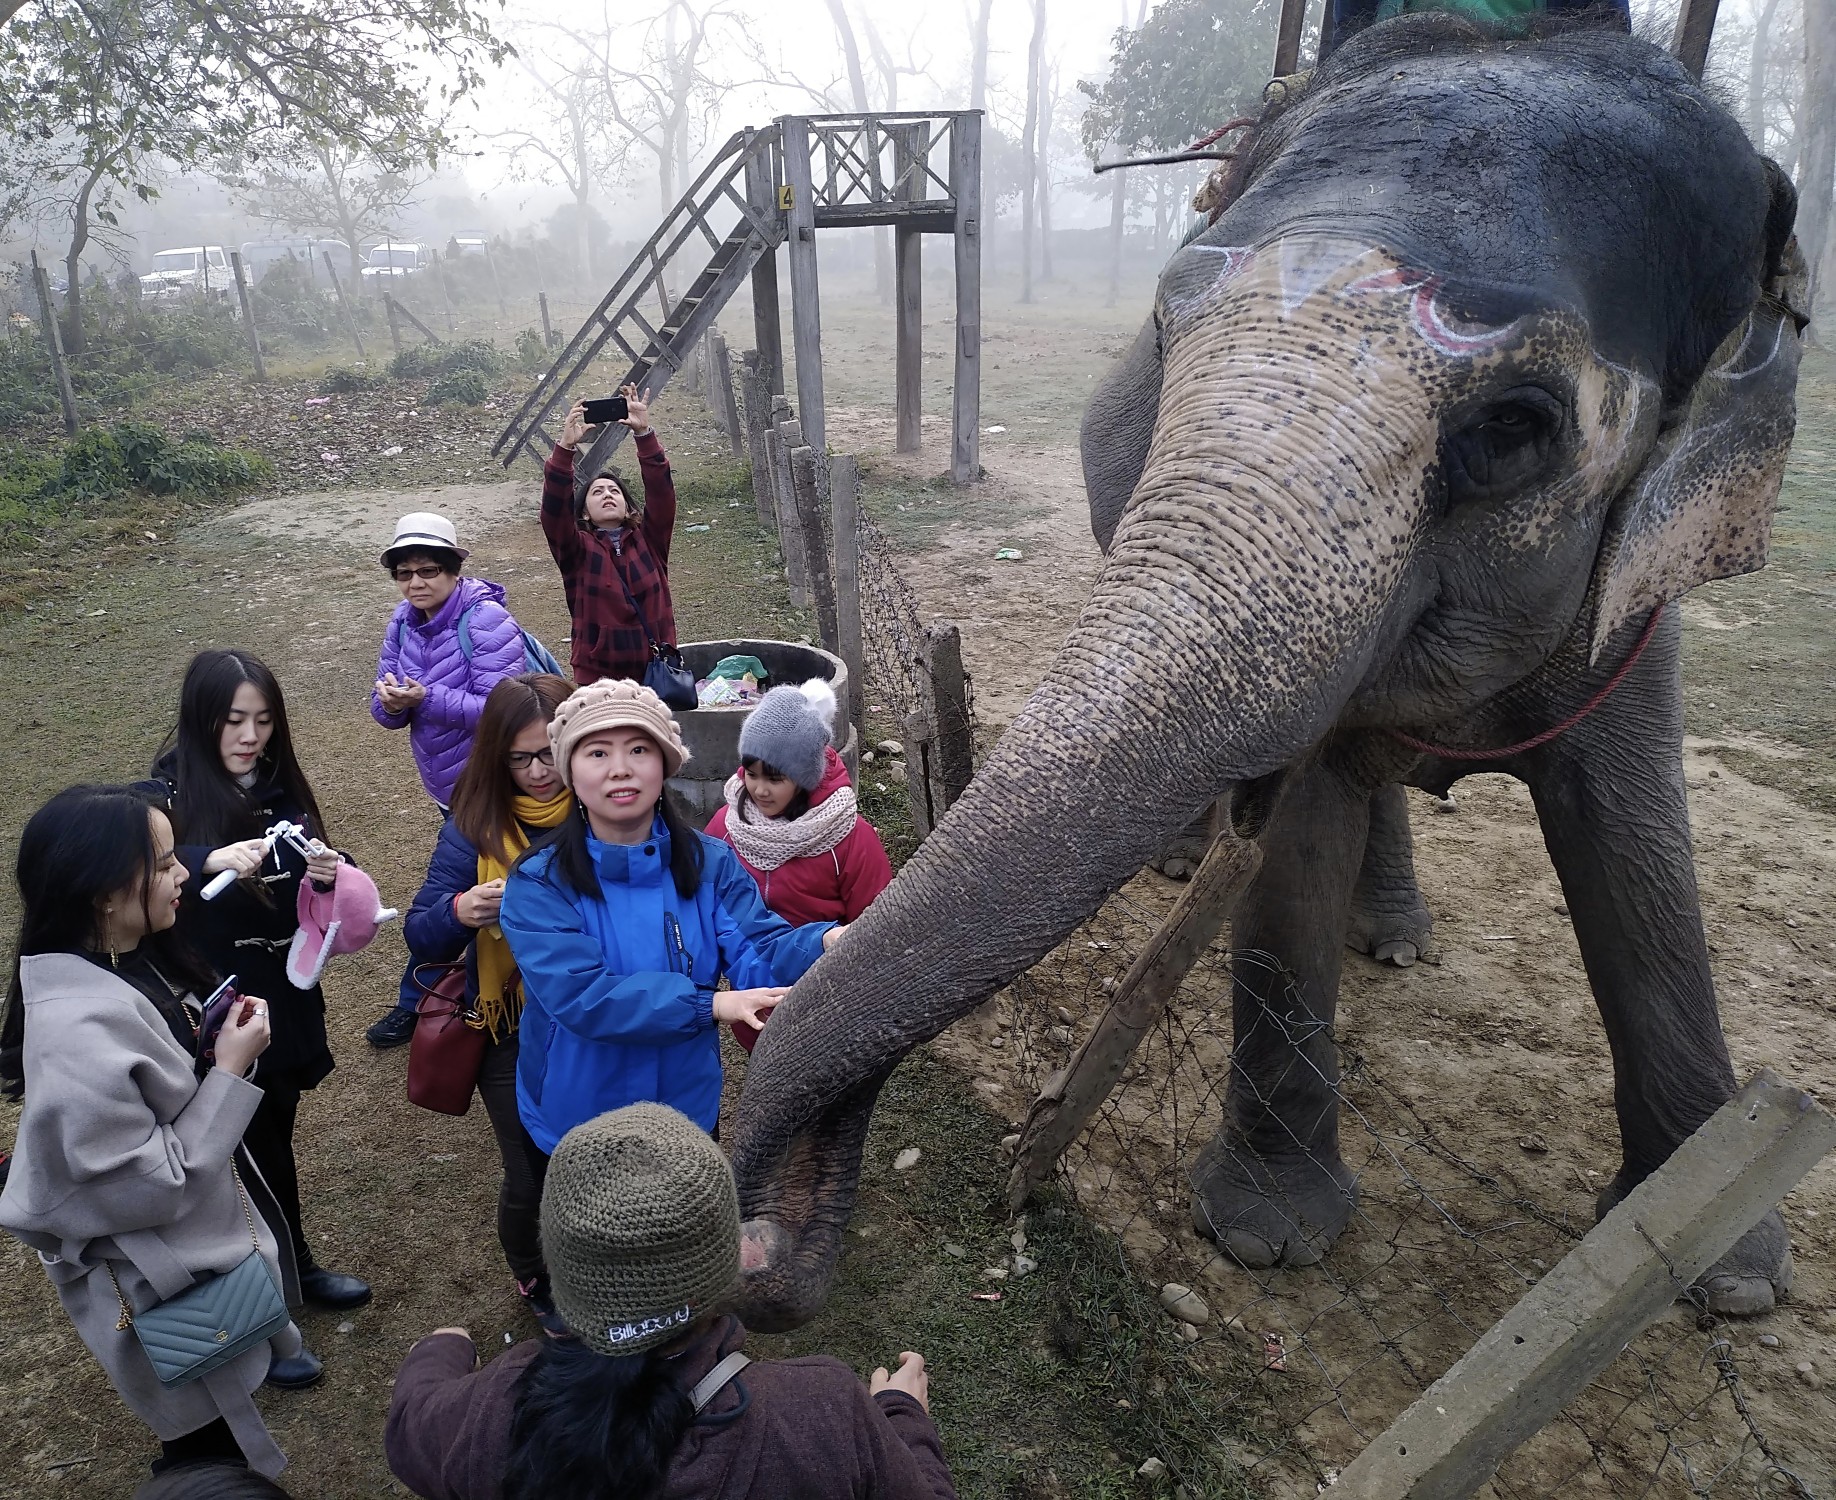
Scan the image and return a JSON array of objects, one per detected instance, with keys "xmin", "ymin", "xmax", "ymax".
[{"xmin": 1387, "ymin": 609, "xmax": 1664, "ymax": 763}]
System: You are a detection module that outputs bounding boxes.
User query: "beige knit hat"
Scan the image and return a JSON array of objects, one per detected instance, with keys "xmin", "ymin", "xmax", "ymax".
[
  {"xmin": 540, "ymin": 1104, "xmax": 740, "ymax": 1356},
  {"xmin": 548, "ymin": 679, "xmax": 691, "ymax": 783}
]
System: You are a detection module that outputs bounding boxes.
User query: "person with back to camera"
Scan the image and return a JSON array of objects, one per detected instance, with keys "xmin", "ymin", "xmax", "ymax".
[
  {"xmin": 368, "ymin": 511, "xmax": 531, "ymax": 1050},
  {"xmin": 705, "ymin": 677, "xmax": 892, "ymax": 1053},
  {"xmin": 542, "ymin": 384, "xmax": 679, "ymax": 686},
  {"xmin": 0, "ymin": 785, "xmax": 319, "ymax": 1483},
  {"xmin": 384, "ymin": 1102, "xmax": 960, "ymax": 1500},
  {"xmin": 143, "ymin": 649, "xmax": 371, "ymax": 1312},
  {"xmin": 403, "ymin": 672, "xmax": 574, "ymax": 1336}
]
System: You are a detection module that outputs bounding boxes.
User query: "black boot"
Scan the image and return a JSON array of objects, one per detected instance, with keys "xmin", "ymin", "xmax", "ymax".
[
  {"xmin": 265, "ymin": 1345, "xmax": 324, "ymax": 1390},
  {"xmin": 298, "ymin": 1263, "xmax": 372, "ymax": 1310}
]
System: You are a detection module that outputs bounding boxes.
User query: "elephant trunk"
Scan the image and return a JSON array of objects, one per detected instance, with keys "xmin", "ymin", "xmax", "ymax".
[{"xmin": 730, "ymin": 271, "xmax": 1433, "ymax": 1328}]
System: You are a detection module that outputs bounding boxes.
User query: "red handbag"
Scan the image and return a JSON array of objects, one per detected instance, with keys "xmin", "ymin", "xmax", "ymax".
[{"xmin": 406, "ymin": 961, "xmax": 487, "ymax": 1116}]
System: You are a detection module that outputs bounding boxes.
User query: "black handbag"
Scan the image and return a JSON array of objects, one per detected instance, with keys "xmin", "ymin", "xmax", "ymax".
[{"xmin": 612, "ymin": 551, "xmax": 697, "ymax": 710}]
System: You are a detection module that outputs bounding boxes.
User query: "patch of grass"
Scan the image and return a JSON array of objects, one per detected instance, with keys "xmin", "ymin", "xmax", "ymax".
[
  {"xmin": 389, "ymin": 338, "xmax": 505, "ymax": 381},
  {"xmin": 752, "ymin": 1047, "xmax": 1278, "ymax": 1498},
  {"xmin": 319, "ymin": 365, "xmax": 381, "ymax": 394},
  {"xmin": 428, "ymin": 368, "xmax": 490, "ymax": 406}
]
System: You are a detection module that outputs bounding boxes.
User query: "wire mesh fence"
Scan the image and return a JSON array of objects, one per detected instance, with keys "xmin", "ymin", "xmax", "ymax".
[{"xmin": 945, "ymin": 884, "xmax": 1828, "ymax": 1498}]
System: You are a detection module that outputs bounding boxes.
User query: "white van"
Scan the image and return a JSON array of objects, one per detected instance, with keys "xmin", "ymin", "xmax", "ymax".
[
  {"xmin": 140, "ymin": 246, "xmax": 232, "ymax": 300},
  {"xmin": 360, "ymin": 242, "xmax": 427, "ymax": 280}
]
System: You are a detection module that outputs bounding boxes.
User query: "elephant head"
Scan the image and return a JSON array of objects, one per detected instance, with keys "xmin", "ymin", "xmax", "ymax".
[{"xmin": 729, "ymin": 16, "xmax": 1804, "ymax": 1330}]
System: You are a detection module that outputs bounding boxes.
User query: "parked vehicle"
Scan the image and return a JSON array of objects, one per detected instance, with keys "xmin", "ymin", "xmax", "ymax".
[
  {"xmin": 140, "ymin": 246, "xmax": 232, "ymax": 301},
  {"xmin": 240, "ymin": 238, "xmax": 352, "ymax": 285},
  {"xmin": 449, "ymin": 231, "xmax": 489, "ymax": 258},
  {"xmin": 360, "ymin": 242, "xmax": 427, "ymax": 280}
]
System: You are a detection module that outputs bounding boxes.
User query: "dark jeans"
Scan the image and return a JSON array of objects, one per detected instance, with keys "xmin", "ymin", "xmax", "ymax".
[
  {"xmin": 242, "ymin": 1079, "xmax": 311, "ymax": 1268},
  {"xmin": 477, "ymin": 1031, "xmax": 547, "ymax": 1283}
]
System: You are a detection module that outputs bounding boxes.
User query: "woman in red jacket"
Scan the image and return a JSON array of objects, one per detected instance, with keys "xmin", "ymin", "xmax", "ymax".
[{"xmin": 705, "ymin": 678, "xmax": 892, "ymax": 1052}]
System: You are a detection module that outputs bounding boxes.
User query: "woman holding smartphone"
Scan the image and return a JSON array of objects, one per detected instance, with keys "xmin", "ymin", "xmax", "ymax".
[
  {"xmin": 144, "ymin": 649, "xmax": 371, "ymax": 1312},
  {"xmin": 0, "ymin": 784, "xmax": 319, "ymax": 1480}
]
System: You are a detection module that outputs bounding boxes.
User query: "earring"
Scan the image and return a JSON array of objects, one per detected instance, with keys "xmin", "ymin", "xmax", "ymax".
[{"xmin": 104, "ymin": 906, "xmax": 119, "ymax": 968}]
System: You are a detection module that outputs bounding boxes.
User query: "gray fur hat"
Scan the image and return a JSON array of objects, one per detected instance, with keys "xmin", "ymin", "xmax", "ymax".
[{"xmin": 739, "ymin": 677, "xmax": 838, "ymax": 791}]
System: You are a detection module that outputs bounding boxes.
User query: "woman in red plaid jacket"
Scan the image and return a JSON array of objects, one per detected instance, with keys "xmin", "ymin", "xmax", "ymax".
[{"xmin": 541, "ymin": 385, "xmax": 678, "ymax": 686}]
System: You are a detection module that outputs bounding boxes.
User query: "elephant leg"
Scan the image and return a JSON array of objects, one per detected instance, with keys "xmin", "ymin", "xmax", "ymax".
[
  {"xmin": 1192, "ymin": 758, "xmax": 1366, "ymax": 1268},
  {"xmin": 1343, "ymin": 782, "xmax": 1434, "ymax": 967},
  {"xmin": 1520, "ymin": 612, "xmax": 1788, "ymax": 1315}
]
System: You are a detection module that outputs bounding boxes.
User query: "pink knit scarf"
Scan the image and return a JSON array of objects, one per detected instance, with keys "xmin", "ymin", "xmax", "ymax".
[{"xmin": 720, "ymin": 773, "xmax": 858, "ymax": 872}]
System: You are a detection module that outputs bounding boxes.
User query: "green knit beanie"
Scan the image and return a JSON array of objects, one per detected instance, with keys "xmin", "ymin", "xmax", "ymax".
[{"xmin": 539, "ymin": 1103, "xmax": 740, "ymax": 1356}]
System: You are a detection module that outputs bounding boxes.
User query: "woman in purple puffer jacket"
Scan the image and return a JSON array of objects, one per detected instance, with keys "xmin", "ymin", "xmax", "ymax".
[{"xmin": 371, "ymin": 512, "xmax": 528, "ymax": 810}]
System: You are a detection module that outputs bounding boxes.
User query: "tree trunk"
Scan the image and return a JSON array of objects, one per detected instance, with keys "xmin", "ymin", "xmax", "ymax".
[
  {"xmin": 1020, "ymin": 0, "xmax": 1046, "ymax": 304},
  {"xmin": 1105, "ymin": 169, "xmax": 1126, "ymax": 308},
  {"xmin": 823, "ymin": 0, "xmax": 889, "ymax": 302},
  {"xmin": 1039, "ymin": 58, "xmax": 1055, "ymax": 283},
  {"xmin": 572, "ymin": 99, "xmax": 594, "ymax": 286},
  {"xmin": 970, "ymin": 0, "xmax": 994, "ymax": 111},
  {"xmin": 1801, "ymin": 0, "xmax": 1835, "ymax": 323},
  {"xmin": 1747, "ymin": 0, "xmax": 1784, "ymax": 148}
]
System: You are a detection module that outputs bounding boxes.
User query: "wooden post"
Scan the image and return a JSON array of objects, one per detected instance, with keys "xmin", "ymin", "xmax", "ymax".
[
  {"xmin": 893, "ymin": 124, "xmax": 924, "ymax": 454},
  {"xmin": 780, "ymin": 115, "xmax": 826, "ymax": 455},
  {"xmin": 830, "ymin": 454, "xmax": 866, "ymax": 737},
  {"xmin": 435, "ymin": 260, "xmax": 458, "ymax": 336},
  {"xmin": 745, "ymin": 130, "xmax": 785, "ymax": 395},
  {"xmin": 1007, "ymin": 829, "xmax": 1262, "ymax": 1210},
  {"xmin": 789, "ymin": 444, "xmax": 840, "ymax": 652},
  {"xmin": 1273, "ymin": 0, "xmax": 1309, "ymax": 75},
  {"xmin": 384, "ymin": 293, "xmax": 404, "ymax": 357},
  {"xmin": 902, "ymin": 706, "xmax": 937, "ymax": 839},
  {"xmin": 391, "ymin": 296, "xmax": 444, "ymax": 346},
  {"xmin": 739, "ymin": 350, "xmax": 776, "ymax": 528},
  {"xmin": 229, "ymin": 252, "xmax": 266, "ymax": 381},
  {"xmin": 710, "ymin": 333, "xmax": 744, "ymax": 456},
  {"xmin": 322, "ymin": 251, "xmax": 366, "ymax": 362},
  {"xmin": 483, "ymin": 242, "xmax": 509, "ymax": 316},
  {"xmin": 30, "ymin": 251, "xmax": 79, "ymax": 436},
  {"xmin": 949, "ymin": 113, "xmax": 983, "ymax": 485},
  {"xmin": 539, "ymin": 292, "xmax": 555, "ymax": 349},
  {"xmin": 1337, "ymin": 1069, "xmax": 1836, "ymax": 1500},
  {"xmin": 769, "ymin": 419, "xmax": 810, "ymax": 608},
  {"xmin": 1671, "ymin": 0, "xmax": 1722, "ymax": 78},
  {"xmin": 924, "ymin": 622, "xmax": 973, "ymax": 810}
]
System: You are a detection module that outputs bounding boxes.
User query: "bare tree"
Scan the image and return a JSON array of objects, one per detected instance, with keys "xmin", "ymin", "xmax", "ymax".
[
  {"xmin": 969, "ymin": 0, "xmax": 995, "ymax": 111},
  {"xmin": 1039, "ymin": 56, "xmax": 1058, "ymax": 282},
  {"xmin": 822, "ymin": 0, "xmax": 893, "ymax": 302},
  {"xmin": 232, "ymin": 142, "xmax": 423, "ymax": 283},
  {"xmin": 1801, "ymin": 0, "xmax": 1835, "ymax": 322},
  {"xmin": 1020, "ymin": 0, "xmax": 1046, "ymax": 302}
]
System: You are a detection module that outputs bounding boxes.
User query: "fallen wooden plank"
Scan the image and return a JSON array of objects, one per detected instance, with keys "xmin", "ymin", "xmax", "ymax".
[{"xmin": 1336, "ymin": 1068, "xmax": 1836, "ymax": 1499}]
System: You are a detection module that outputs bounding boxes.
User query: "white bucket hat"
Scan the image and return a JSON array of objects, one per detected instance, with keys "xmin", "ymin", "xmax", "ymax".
[{"xmin": 382, "ymin": 511, "xmax": 469, "ymax": 567}]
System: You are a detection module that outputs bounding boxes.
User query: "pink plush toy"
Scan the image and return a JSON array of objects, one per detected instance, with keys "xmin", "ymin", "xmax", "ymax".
[{"xmin": 286, "ymin": 863, "xmax": 398, "ymax": 989}]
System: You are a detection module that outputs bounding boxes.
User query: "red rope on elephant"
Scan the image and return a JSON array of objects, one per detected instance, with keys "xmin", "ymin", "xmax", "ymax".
[
  {"xmin": 1187, "ymin": 118, "xmax": 1258, "ymax": 151},
  {"xmin": 1387, "ymin": 609, "xmax": 1664, "ymax": 763}
]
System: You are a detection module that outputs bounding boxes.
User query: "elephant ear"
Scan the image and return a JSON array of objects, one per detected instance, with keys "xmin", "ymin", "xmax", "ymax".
[{"xmin": 1588, "ymin": 236, "xmax": 1806, "ymax": 660}]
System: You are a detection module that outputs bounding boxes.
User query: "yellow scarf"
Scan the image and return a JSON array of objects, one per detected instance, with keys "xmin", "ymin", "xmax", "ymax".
[{"xmin": 474, "ymin": 792, "xmax": 573, "ymax": 1039}]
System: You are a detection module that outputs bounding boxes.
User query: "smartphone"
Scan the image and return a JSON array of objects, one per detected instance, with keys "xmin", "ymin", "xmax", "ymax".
[
  {"xmin": 581, "ymin": 395, "xmax": 628, "ymax": 425},
  {"xmin": 197, "ymin": 975, "xmax": 241, "ymax": 1056}
]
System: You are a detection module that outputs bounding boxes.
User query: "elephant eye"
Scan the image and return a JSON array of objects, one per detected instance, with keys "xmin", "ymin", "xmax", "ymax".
[{"xmin": 1444, "ymin": 388, "xmax": 1565, "ymax": 501}]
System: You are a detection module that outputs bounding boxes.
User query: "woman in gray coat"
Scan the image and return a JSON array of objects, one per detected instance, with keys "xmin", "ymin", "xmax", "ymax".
[{"xmin": 0, "ymin": 785, "xmax": 319, "ymax": 1480}]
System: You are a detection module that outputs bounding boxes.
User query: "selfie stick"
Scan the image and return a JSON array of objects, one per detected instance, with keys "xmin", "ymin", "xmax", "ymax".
[{"xmin": 201, "ymin": 819, "xmax": 326, "ymax": 901}]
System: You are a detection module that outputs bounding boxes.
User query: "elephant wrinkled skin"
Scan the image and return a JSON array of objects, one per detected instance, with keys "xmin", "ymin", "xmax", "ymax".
[{"xmin": 729, "ymin": 15, "xmax": 1808, "ymax": 1330}]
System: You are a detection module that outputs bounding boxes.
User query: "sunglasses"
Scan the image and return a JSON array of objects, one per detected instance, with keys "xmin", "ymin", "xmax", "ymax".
[
  {"xmin": 393, "ymin": 564, "xmax": 447, "ymax": 582},
  {"xmin": 507, "ymin": 748, "xmax": 556, "ymax": 770}
]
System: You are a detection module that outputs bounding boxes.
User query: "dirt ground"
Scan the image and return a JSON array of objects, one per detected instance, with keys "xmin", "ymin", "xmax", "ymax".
[{"xmin": 1, "ymin": 271, "xmax": 1832, "ymax": 1498}]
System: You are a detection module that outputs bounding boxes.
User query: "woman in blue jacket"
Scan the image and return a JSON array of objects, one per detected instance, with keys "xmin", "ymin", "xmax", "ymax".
[
  {"xmin": 404, "ymin": 672, "xmax": 573, "ymax": 1333},
  {"xmin": 500, "ymin": 682, "xmax": 841, "ymax": 1248}
]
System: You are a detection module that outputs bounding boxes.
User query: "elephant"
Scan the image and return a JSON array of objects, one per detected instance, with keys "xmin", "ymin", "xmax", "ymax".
[{"xmin": 729, "ymin": 13, "xmax": 1809, "ymax": 1331}]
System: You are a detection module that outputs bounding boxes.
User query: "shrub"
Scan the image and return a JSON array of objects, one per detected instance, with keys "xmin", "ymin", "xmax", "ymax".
[
  {"xmin": 140, "ymin": 305, "xmax": 245, "ymax": 374},
  {"xmin": 319, "ymin": 366, "xmax": 379, "ymax": 394},
  {"xmin": 514, "ymin": 326, "xmax": 549, "ymax": 371},
  {"xmin": 111, "ymin": 422, "xmax": 274, "ymax": 495},
  {"xmin": 389, "ymin": 337, "xmax": 504, "ymax": 380},
  {"xmin": 428, "ymin": 368, "xmax": 489, "ymax": 405},
  {"xmin": 0, "ymin": 330, "xmax": 57, "ymax": 427},
  {"xmin": 58, "ymin": 428, "xmax": 130, "ymax": 501}
]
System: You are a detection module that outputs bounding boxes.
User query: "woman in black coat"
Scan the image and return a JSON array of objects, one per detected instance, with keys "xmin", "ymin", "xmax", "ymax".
[{"xmin": 144, "ymin": 649, "xmax": 370, "ymax": 1310}]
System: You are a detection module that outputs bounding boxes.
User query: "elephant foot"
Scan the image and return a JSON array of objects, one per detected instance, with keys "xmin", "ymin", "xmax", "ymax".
[
  {"xmin": 1596, "ymin": 1183, "xmax": 1792, "ymax": 1317},
  {"xmin": 1151, "ymin": 809, "xmax": 1216, "ymax": 882},
  {"xmin": 1344, "ymin": 901, "xmax": 1433, "ymax": 968},
  {"xmin": 1190, "ymin": 1136, "xmax": 1358, "ymax": 1268}
]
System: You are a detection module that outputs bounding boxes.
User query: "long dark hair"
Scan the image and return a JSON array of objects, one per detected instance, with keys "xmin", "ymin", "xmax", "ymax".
[
  {"xmin": 451, "ymin": 674, "xmax": 574, "ymax": 863},
  {"xmin": 2, "ymin": 785, "xmax": 218, "ymax": 1092},
  {"xmin": 156, "ymin": 650, "xmax": 326, "ymax": 848},
  {"xmin": 534, "ymin": 747, "xmax": 704, "ymax": 903},
  {"xmin": 503, "ymin": 1340, "xmax": 694, "ymax": 1500}
]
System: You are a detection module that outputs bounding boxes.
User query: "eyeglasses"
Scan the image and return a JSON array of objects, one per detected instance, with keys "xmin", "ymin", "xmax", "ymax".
[
  {"xmin": 506, "ymin": 748, "xmax": 555, "ymax": 770},
  {"xmin": 393, "ymin": 564, "xmax": 446, "ymax": 582}
]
